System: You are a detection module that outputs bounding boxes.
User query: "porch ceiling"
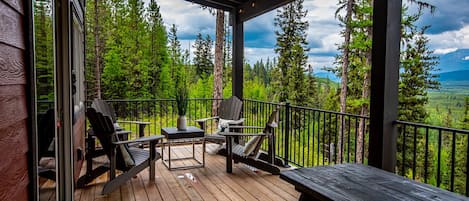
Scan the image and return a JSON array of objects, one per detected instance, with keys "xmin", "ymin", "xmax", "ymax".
[{"xmin": 185, "ymin": 0, "xmax": 294, "ymax": 21}]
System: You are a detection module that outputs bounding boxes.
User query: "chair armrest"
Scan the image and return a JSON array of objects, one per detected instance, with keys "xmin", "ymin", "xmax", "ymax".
[
  {"xmin": 113, "ymin": 135, "xmax": 164, "ymax": 145},
  {"xmin": 227, "ymin": 118, "xmax": 245, "ymax": 125},
  {"xmin": 219, "ymin": 132, "xmax": 267, "ymax": 137},
  {"xmin": 228, "ymin": 125, "xmax": 263, "ymax": 130},
  {"xmin": 194, "ymin": 116, "xmax": 219, "ymax": 123},
  {"xmin": 115, "ymin": 130, "xmax": 132, "ymax": 136},
  {"xmin": 117, "ymin": 120, "xmax": 151, "ymax": 125}
]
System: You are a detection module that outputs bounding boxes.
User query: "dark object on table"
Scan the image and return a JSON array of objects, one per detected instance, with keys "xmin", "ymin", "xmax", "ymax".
[
  {"xmin": 77, "ymin": 108, "xmax": 162, "ymax": 195},
  {"xmin": 219, "ymin": 109, "xmax": 282, "ymax": 174},
  {"xmin": 280, "ymin": 163, "xmax": 468, "ymax": 201},
  {"xmin": 195, "ymin": 96, "xmax": 244, "ymax": 144}
]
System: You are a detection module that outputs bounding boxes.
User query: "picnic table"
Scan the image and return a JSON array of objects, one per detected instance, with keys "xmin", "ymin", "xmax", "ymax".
[{"xmin": 280, "ymin": 163, "xmax": 468, "ymax": 201}]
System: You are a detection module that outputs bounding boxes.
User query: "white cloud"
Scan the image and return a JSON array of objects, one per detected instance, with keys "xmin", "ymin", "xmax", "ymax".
[
  {"xmin": 427, "ymin": 24, "xmax": 469, "ymax": 52},
  {"xmin": 307, "ymin": 56, "xmax": 336, "ymax": 72},
  {"xmin": 244, "ymin": 48, "xmax": 276, "ymax": 64},
  {"xmin": 157, "ymin": 0, "xmax": 215, "ymax": 37},
  {"xmin": 463, "ymin": 56, "xmax": 469, "ymax": 61},
  {"xmin": 434, "ymin": 48, "xmax": 458, "ymax": 55}
]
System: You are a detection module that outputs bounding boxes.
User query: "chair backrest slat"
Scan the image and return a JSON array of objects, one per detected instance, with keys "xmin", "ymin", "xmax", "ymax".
[
  {"xmin": 251, "ymin": 109, "xmax": 279, "ymax": 157},
  {"xmin": 219, "ymin": 96, "xmax": 242, "ymax": 120},
  {"xmin": 91, "ymin": 99, "xmax": 117, "ymax": 123},
  {"xmin": 87, "ymin": 107, "xmax": 129, "ymax": 169}
]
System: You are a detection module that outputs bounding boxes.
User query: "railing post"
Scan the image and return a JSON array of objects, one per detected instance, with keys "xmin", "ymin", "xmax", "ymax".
[{"xmin": 284, "ymin": 102, "xmax": 290, "ymax": 167}]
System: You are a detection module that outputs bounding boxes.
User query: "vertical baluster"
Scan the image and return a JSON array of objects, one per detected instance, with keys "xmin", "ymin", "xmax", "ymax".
[
  {"xmin": 466, "ymin": 132, "xmax": 469, "ymax": 196},
  {"xmin": 334, "ymin": 113, "xmax": 339, "ymax": 163},
  {"xmin": 307, "ymin": 110, "xmax": 311, "ymax": 166},
  {"xmin": 323, "ymin": 111, "xmax": 326, "ymax": 165},
  {"xmin": 451, "ymin": 131, "xmax": 456, "ymax": 191},
  {"xmin": 355, "ymin": 117, "xmax": 358, "ymax": 163},
  {"xmin": 284, "ymin": 102, "xmax": 290, "ymax": 165},
  {"xmin": 340, "ymin": 114, "xmax": 344, "ymax": 164},
  {"xmin": 437, "ymin": 129, "xmax": 442, "ymax": 187},
  {"xmin": 402, "ymin": 125, "xmax": 407, "ymax": 176},
  {"xmin": 302, "ymin": 109, "xmax": 306, "ymax": 166},
  {"xmin": 424, "ymin": 127, "xmax": 429, "ymax": 183},
  {"xmin": 317, "ymin": 111, "xmax": 320, "ymax": 165},
  {"xmin": 347, "ymin": 116, "xmax": 351, "ymax": 163},
  {"xmin": 413, "ymin": 126, "xmax": 417, "ymax": 180}
]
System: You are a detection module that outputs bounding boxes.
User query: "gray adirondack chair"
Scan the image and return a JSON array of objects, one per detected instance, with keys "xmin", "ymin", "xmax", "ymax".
[
  {"xmin": 195, "ymin": 96, "xmax": 244, "ymax": 144},
  {"xmin": 77, "ymin": 108, "xmax": 162, "ymax": 194},
  {"xmin": 219, "ymin": 109, "xmax": 282, "ymax": 175}
]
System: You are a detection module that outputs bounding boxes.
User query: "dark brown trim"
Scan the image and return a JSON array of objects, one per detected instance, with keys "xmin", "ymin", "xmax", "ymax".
[
  {"xmin": 23, "ymin": 0, "xmax": 37, "ymax": 199},
  {"xmin": 369, "ymin": 0, "xmax": 401, "ymax": 172},
  {"xmin": 186, "ymin": 0, "xmax": 234, "ymax": 11},
  {"xmin": 238, "ymin": 0, "xmax": 293, "ymax": 22},
  {"xmin": 231, "ymin": 10, "xmax": 243, "ymax": 100}
]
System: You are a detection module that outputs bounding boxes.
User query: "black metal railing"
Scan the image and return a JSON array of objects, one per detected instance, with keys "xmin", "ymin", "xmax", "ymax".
[
  {"xmin": 38, "ymin": 98, "xmax": 370, "ymax": 167},
  {"xmin": 395, "ymin": 120, "xmax": 469, "ymax": 196},
  {"xmin": 37, "ymin": 98, "xmax": 469, "ymax": 196},
  {"xmin": 243, "ymin": 99, "xmax": 370, "ymax": 167}
]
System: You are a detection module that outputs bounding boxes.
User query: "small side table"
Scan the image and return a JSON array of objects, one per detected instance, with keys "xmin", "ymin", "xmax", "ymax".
[{"xmin": 161, "ymin": 126, "xmax": 205, "ymax": 170}]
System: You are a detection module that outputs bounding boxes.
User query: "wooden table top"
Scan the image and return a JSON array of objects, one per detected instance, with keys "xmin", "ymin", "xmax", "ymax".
[
  {"xmin": 161, "ymin": 126, "xmax": 204, "ymax": 139},
  {"xmin": 280, "ymin": 163, "xmax": 468, "ymax": 201}
]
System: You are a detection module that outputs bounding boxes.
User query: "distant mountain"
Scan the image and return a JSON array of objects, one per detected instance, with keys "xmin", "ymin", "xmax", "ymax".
[
  {"xmin": 438, "ymin": 70, "xmax": 469, "ymax": 82},
  {"xmin": 314, "ymin": 71, "xmax": 340, "ymax": 82},
  {"xmin": 437, "ymin": 49, "xmax": 469, "ymax": 73}
]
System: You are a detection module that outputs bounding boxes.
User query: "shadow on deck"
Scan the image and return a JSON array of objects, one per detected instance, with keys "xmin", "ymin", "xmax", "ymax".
[{"xmin": 39, "ymin": 143, "xmax": 299, "ymax": 201}]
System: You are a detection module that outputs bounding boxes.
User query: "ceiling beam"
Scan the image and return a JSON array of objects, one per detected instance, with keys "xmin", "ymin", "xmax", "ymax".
[
  {"xmin": 238, "ymin": 0, "xmax": 293, "ymax": 22},
  {"xmin": 186, "ymin": 0, "xmax": 235, "ymax": 11}
]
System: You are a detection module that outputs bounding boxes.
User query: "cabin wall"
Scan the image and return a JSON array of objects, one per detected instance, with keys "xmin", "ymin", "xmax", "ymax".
[{"xmin": 0, "ymin": 0, "xmax": 30, "ymax": 200}]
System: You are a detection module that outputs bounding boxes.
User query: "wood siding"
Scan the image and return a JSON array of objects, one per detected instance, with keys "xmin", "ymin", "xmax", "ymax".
[{"xmin": 0, "ymin": 0, "xmax": 30, "ymax": 200}]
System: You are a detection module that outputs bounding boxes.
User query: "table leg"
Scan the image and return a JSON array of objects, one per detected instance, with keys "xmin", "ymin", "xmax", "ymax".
[
  {"xmin": 168, "ymin": 140, "xmax": 171, "ymax": 170},
  {"xmin": 192, "ymin": 138, "xmax": 195, "ymax": 159},
  {"xmin": 226, "ymin": 136, "xmax": 232, "ymax": 173},
  {"xmin": 202, "ymin": 138, "xmax": 205, "ymax": 167},
  {"xmin": 149, "ymin": 141, "xmax": 155, "ymax": 181},
  {"xmin": 139, "ymin": 124, "xmax": 146, "ymax": 138}
]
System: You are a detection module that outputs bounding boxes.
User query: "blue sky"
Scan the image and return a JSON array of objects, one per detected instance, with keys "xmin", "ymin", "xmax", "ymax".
[{"xmin": 155, "ymin": 0, "xmax": 469, "ymax": 72}]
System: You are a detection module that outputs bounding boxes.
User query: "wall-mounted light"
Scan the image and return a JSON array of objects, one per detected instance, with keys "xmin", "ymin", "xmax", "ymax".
[{"xmin": 251, "ymin": 1, "xmax": 256, "ymax": 7}]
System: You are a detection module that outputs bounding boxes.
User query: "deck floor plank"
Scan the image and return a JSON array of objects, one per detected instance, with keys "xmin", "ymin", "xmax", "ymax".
[{"xmin": 38, "ymin": 143, "xmax": 298, "ymax": 201}]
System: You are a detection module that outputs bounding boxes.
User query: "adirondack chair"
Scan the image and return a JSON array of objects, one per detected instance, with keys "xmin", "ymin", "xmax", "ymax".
[
  {"xmin": 219, "ymin": 109, "xmax": 282, "ymax": 175},
  {"xmin": 37, "ymin": 109, "xmax": 56, "ymax": 180},
  {"xmin": 77, "ymin": 108, "xmax": 163, "ymax": 194},
  {"xmin": 91, "ymin": 99, "xmax": 151, "ymax": 139},
  {"xmin": 195, "ymin": 96, "xmax": 244, "ymax": 144}
]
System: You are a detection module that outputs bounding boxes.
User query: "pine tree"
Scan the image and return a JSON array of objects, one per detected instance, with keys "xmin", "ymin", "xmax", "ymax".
[
  {"xmin": 213, "ymin": 10, "xmax": 225, "ymax": 116},
  {"xmin": 274, "ymin": 0, "xmax": 310, "ymax": 105},
  {"xmin": 193, "ymin": 33, "xmax": 214, "ymax": 77},
  {"xmin": 34, "ymin": 0, "xmax": 54, "ymax": 102},
  {"xmin": 397, "ymin": 5, "xmax": 439, "ymax": 180},
  {"xmin": 335, "ymin": 0, "xmax": 355, "ymax": 162},
  {"xmin": 146, "ymin": 0, "xmax": 170, "ymax": 98}
]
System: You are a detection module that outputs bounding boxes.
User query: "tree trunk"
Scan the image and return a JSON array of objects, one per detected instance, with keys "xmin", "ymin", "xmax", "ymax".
[
  {"xmin": 356, "ymin": 2, "xmax": 373, "ymax": 164},
  {"xmin": 338, "ymin": 0, "xmax": 354, "ymax": 163},
  {"xmin": 94, "ymin": 0, "xmax": 102, "ymax": 99},
  {"xmin": 212, "ymin": 10, "xmax": 224, "ymax": 116}
]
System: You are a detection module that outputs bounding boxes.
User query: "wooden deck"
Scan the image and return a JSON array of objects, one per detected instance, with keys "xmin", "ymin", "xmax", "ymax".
[{"xmin": 39, "ymin": 143, "xmax": 299, "ymax": 201}]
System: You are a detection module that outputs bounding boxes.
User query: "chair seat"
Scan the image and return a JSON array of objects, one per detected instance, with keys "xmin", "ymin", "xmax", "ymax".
[
  {"xmin": 127, "ymin": 147, "xmax": 161, "ymax": 166},
  {"xmin": 205, "ymin": 134, "xmax": 226, "ymax": 144}
]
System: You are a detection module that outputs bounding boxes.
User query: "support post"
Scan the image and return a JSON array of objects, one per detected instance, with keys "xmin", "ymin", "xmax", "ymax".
[
  {"xmin": 231, "ymin": 10, "xmax": 244, "ymax": 100},
  {"xmin": 369, "ymin": 0, "xmax": 401, "ymax": 172}
]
